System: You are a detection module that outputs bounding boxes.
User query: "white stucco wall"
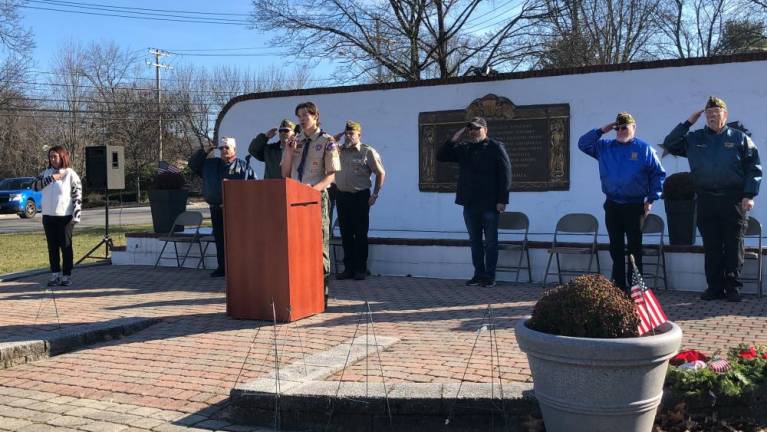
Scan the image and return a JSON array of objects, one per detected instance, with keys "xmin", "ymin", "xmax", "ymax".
[{"xmin": 217, "ymin": 59, "xmax": 767, "ymax": 242}]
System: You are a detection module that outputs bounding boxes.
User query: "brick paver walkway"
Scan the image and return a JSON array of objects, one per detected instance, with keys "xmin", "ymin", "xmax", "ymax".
[{"xmin": 0, "ymin": 266, "xmax": 766, "ymax": 431}]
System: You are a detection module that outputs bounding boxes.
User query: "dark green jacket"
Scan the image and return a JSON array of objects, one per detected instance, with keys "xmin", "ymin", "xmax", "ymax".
[
  {"xmin": 663, "ymin": 121, "xmax": 761, "ymax": 197},
  {"xmin": 248, "ymin": 134, "xmax": 284, "ymax": 179}
]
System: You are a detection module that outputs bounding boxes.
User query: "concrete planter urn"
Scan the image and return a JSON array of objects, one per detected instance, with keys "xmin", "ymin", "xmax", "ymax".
[{"xmin": 515, "ymin": 319, "xmax": 682, "ymax": 432}]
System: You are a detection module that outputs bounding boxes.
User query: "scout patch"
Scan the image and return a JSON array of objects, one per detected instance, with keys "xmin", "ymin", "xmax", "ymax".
[
  {"xmin": 315, "ymin": 143, "xmax": 322, "ymax": 151},
  {"xmin": 724, "ymin": 142, "xmax": 735, "ymax": 149},
  {"xmin": 630, "ymin": 152, "xmax": 638, "ymax": 160}
]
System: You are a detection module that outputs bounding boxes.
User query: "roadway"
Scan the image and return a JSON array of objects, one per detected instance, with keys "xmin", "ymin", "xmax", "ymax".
[{"xmin": 0, "ymin": 202, "xmax": 210, "ymax": 233}]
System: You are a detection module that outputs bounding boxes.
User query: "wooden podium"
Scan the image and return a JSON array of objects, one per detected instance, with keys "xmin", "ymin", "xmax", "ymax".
[{"xmin": 222, "ymin": 178, "xmax": 324, "ymax": 322}]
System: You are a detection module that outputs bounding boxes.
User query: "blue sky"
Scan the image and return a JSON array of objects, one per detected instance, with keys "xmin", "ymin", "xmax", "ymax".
[{"xmin": 20, "ymin": 0, "xmax": 335, "ymax": 83}]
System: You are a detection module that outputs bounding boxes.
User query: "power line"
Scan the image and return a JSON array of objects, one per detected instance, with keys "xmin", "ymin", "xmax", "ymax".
[
  {"xmin": 31, "ymin": 0, "xmax": 253, "ymax": 17},
  {"xmin": 21, "ymin": 4, "xmax": 249, "ymax": 26}
]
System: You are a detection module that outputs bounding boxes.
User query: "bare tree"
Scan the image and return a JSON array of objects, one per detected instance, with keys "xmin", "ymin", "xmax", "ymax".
[
  {"xmin": 654, "ymin": 0, "xmax": 761, "ymax": 58},
  {"xmin": 534, "ymin": 0, "xmax": 664, "ymax": 68},
  {"xmin": 250, "ymin": 0, "xmax": 548, "ymax": 81},
  {"xmin": 0, "ymin": 0, "xmax": 34, "ymax": 54}
]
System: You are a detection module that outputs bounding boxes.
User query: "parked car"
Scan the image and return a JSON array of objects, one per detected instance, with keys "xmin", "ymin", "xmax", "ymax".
[{"xmin": 0, "ymin": 177, "xmax": 42, "ymax": 218}]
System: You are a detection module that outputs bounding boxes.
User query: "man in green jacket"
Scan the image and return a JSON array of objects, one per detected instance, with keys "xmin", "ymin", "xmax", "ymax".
[
  {"xmin": 663, "ymin": 96, "xmax": 762, "ymax": 302},
  {"xmin": 248, "ymin": 119, "xmax": 296, "ymax": 179}
]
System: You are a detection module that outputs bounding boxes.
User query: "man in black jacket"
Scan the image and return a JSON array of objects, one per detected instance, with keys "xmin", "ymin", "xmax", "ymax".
[{"xmin": 437, "ymin": 117, "xmax": 512, "ymax": 287}]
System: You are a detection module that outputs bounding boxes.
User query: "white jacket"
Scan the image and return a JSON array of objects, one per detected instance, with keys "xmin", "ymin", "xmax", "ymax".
[{"xmin": 33, "ymin": 168, "xmax": 83, "ymax": 222}]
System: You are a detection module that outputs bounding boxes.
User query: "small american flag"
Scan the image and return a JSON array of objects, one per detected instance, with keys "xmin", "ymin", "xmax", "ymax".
[
  {"xmin": 157, "ymin": 161, "xmax": 181, "ymax": 175},
  {"xmin": 707, "ymin": 359, "xmax": 731, "ymax": 373},
  {"xmin": 629, "ymin": 255, "xmax": 668, "ymax": 336}
]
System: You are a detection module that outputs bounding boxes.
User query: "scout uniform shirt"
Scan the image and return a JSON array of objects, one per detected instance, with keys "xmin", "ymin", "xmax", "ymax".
[
  {"xmin": 284, "ymin": 128, "xmax": 341, "ymax": 188},
  {"xmin": 335, "ymin": 142, "xmax": 383, "ymax": 193}
]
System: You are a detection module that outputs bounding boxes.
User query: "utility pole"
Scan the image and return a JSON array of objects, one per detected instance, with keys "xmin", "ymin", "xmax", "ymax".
[{"xmin": 147, "ymin": 48, "xmax": 171, "ymax": 161}]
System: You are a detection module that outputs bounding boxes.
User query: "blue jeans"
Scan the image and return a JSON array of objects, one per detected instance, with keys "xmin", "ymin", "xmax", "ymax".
[{"xmin": 463, "ymin": 207, "xmax": 499, "ymax": 280}]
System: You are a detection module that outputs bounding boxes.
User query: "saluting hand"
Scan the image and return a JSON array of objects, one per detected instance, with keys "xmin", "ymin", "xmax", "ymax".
[
  {"xmin": 265, "ymin": 128, "xmax": 278, "ymax": 139},
  {"xmin": 688, "ymin": 109, "xmax": 704, "ymax": 124},
  {"xmin": 333, "ymin": 132, "xmax": 344, "ymax": 142},
  {"xmin": 52, "ymin": 171, "xmax": 64, "ymax": 181},
  {"xmin": 600, "ymin": 122, "xmax": 616, "ymax": 134},
  {"xmin": 451, "ymin": 127, "xmax": 466, "ymax": 143}
]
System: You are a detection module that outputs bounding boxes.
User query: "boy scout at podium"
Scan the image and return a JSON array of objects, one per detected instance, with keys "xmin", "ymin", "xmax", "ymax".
[
  {"xmin": 281, "ymin": 102, "xmax": 341, "ymax": 306},
  {"xmin": 333, "ymin": 120, "xmax": 386, "ymax": 280}
]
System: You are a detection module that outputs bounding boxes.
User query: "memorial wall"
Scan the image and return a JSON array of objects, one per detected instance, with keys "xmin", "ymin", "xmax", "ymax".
[{"xmin": 216, "ymin": 55, "xmax": 767, "ymax": 240}]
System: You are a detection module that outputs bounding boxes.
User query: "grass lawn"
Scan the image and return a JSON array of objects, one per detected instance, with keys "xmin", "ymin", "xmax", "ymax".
[{"xmin": 0, "ymin": 224, "xmax": 156, "ymax": 275}]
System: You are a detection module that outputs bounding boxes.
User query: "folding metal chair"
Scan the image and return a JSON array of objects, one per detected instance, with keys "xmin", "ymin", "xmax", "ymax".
[
  {"xmin": 154, "ymin": 211, "xmax": 204, "ymax": 269},
  {"xmin": 742, "ymin": 216, "xmax": 763, "ymax": 297},
  {"xmin": 196, "ymin": 235, "xmax": 216, "ymax": 270},
  {"xmin": 639, "ymin": 214, "xmax": 669, "ymax": 290},
  {"xmin": 543, "ymin": 213, "xmax": 601, "ymax": 285},
  {"xmin": 496, "ymin": 211, "xmax": 532, "ymax": 282}
]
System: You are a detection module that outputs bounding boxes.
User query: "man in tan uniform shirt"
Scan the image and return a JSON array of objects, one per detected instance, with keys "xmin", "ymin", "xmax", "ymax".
[
  {"xmin": 333, "ymin": 120, "xmax": 385, "ymax": 280},
  {"xmin": 281, "ymin": 101, "xmax": 341, "ymax": 306}
]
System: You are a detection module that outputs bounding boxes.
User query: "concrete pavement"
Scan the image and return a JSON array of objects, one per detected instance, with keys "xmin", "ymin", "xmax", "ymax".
[{"xmin": 0, "ymin": 266, "xmax": 765, "ymax": 430}]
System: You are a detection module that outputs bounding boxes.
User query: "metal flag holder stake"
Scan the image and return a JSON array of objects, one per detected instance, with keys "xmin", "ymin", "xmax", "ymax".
[
  {"xmin": 34, "ymin": 283, "xmax": 62, "ymax": 329},
  {"xmin": 444, "ymin": 304, "xmax": 509, "ymax": 431},
  {"xmin": 324, "ymin": 299, "xmax": 393, "ymax": 431},
  {"xmin": 232, "ymin": 301, "xmax": 310, "ymax": 432},
  {"xmin": 76, "ymin": 187, "xmax": 114, "ymax": 265}
]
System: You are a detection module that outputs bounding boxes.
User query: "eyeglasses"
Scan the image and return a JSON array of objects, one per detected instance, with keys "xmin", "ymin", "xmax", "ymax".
[
  {"xmin": 218, "ymin": 146, "xmax": 233, "ymax": 150},
  {"xmin": 614, "ymin": 125, "xmax": 630, "ymax": 131},
  {"xmin": 278, "ymin": 129, "xmax": 291, "ymax": 133}
]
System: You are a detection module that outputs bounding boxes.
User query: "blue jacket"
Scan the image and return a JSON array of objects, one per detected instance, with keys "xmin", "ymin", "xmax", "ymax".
[
  {"xmin": 189, "ymin": 149, "xmax": 256, "ymax": 205},
  {"xmin": 578, "ymin": 129, "xmax": 666, "ymax": 204},
  {"xmin": 663, "ymin": 122, "xmax": 761, "ymax": 198}
]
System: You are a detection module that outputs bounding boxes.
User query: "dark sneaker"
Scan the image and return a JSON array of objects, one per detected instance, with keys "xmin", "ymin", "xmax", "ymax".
[
  {"xmin": 700, "ymin": 289, "xmax": 726, "ymax": 301},
  {"xmin": 482, "ymin": 279, "xmax": 496, "ymax": 288},
  {"xmin": 353, "ymin": 272, "xmax": 366, "ymax": 280},
  {"xmin": 60, "ymin": 276, "xmax": 72, "ymax": 287},
  {"xmin": 47, "ymin": 277, "xmax": 60, "ymax": 287},
  {"xmin": 336, "ymin": 271, "xmax": 354, "ymax": 280},
  {"xmin": 465, "ymin": 277, "xmax": 482, "ymax": 286},
  {"xmin": 210, "ymin": 268, "xmax": 225, "ymax": 277},
  {"xmin": 726, "ymin": 291, "xmax": 743, "ymax": 302}
]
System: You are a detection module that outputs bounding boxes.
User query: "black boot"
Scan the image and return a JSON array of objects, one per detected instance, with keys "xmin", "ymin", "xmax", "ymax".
[{"xmin": 324, "ymin": 274, "xmax": 330, "ymax": 309}]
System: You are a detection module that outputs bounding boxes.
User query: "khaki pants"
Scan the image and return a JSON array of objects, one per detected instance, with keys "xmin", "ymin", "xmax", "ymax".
[{"xmin": 321, "ymin": 189, "xmax": 330, "ymax": 275}]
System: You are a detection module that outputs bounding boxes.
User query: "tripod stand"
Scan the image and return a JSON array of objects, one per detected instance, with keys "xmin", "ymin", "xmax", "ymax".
[{"xmin": 76, "ymin": 188, "xmax": 113, "ymax": 264}]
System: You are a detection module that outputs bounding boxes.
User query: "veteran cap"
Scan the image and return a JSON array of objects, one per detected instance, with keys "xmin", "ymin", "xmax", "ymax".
[
  {"xmin": 616, "ymin": 112, "xmax": 636, "ymax": 126},
  {"xmin": 278, "ymin": 119, "xmax": 296, "ymax": 131},
  {"xmin": 345, "ymin": 120, "xmax": 362, "ymax": 132},
  {"xmin": 467, "ymin": 116, "xmax": 487, "ymax": 129},
  {"xmin": 219, "ymin": 136, "xmax": 236, "ymax": 148},
  {"xmin": 706, "ymin": 96, "xmax": 727, "ymax": 111}
]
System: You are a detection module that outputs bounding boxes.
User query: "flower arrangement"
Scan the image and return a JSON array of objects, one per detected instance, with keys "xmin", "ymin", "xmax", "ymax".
[
  {"xmin": 665, "ymin": 344, "xmax": 767, "ymax": 399},
  {"xmin": 151, "ymin": 171, "xmax": 186, "ymax": 190}
]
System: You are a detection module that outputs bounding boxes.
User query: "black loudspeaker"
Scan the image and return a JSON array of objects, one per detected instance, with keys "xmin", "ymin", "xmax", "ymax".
[{"xmin": 85, "ymin": 145, "xmax": 125, "ymax": 190}]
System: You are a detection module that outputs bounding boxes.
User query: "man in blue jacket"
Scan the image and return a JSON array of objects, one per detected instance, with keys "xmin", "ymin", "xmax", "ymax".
[
  {"xmin": 189, "ymin": 137, "xmax": 256, "ymax": 277},
  {"xmin": 437, "ymin": 117, "xmax": 512, "ymax": 288},
  {"xmin": 578, "ymin": 112, "xmax": 666, "ymax": 292},
  {"xmin": 663, "ymin": 97, "xmax": 761, "ymax": 302}
]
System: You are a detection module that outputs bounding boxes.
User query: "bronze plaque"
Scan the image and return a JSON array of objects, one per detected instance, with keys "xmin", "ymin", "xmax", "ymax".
[{"xmin": 419, "ymin": 94, "xmax": 570, "ymax": 192}]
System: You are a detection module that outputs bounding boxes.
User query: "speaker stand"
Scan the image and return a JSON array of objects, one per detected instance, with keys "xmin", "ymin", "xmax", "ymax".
[{"xmin": 76, "ymin": 188, "xmax": 114, "ymax": 265}]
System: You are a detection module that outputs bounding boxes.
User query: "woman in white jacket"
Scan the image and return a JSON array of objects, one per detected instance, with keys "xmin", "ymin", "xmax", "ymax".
[{"xmin": 33, "ymin": 145, "xmax": 82, "ymax": 286}]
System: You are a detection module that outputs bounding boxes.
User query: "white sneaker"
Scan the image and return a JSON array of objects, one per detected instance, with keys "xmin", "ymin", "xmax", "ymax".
[
  {"xmin": 48, "ymin": 273, "xmax": 60, "ymax": 287},
  {"xmin": 60, "ymin": 275, "xmax": 71, "ymax": 286}
]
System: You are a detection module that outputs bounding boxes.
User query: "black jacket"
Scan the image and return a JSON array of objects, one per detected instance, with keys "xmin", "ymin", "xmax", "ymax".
[{"xmin": 436, "ymin": 138, "xmax": 512, "ymax": 210}]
